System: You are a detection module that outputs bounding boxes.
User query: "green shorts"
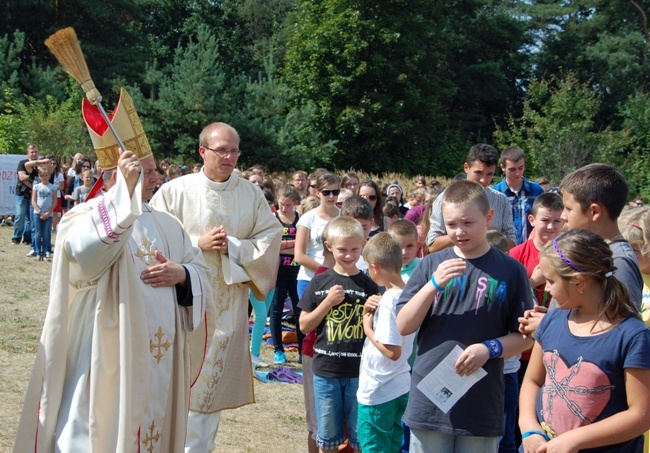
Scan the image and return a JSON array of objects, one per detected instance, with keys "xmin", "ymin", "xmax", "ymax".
[{"xmin": 357, "ymin": 393, "xmax": 409, "ymax": 453}]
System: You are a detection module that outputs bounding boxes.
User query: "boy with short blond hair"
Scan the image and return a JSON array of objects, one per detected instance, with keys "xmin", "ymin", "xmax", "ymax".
[
  {"xmin": 388, "ymin": 218, "xmax": 421, "ymax": 450},
  {"xmin": 397, "ymin": 180, "xmax": 533, "ymax": 452},
  {"xmin": 341, "ymin": 195, "xmax": 374, "ymax": 273},
  {"xmin": 357, "ymin": 233, "xmax": 414, "ymax": 453},
  {"xmin": 299, "ymin": 216, "xmax": 379, "ymax": 453},
  {"xmin": 388, "ymin": 219, "xmax": 421, "ymax": 283}
]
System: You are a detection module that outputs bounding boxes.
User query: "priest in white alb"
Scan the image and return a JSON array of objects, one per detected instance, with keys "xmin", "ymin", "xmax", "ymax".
[
  {"xmin": 14, "ymin": 88, "xmax": 210, "ymax": 453},
  {"xmin": 151, "ymin": 122, "xmax": 282, "ymax": 451}
]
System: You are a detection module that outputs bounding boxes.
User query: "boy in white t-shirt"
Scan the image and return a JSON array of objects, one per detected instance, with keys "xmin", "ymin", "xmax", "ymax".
[{"xmin": 357, "ymin": 232, "xmax": 415, "ymax": 453}]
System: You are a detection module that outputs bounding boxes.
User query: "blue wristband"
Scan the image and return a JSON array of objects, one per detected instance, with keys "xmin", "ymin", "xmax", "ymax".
[
  {"xmin": 521, "ymin": 430, "xmax": 550, "ymax": 441},
  {"xmin": 430, "ymin": 275, "xmax": 445, "ymax": 292},
  {"xmin": 482, "ymin": 338, "xmax": 503, "ymax": 359}
]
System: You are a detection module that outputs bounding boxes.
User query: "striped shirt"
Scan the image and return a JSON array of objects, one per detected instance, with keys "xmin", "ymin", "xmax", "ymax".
[{"xmin": 426, "ymin": 187, "xmax": 518, "ymax": 246}]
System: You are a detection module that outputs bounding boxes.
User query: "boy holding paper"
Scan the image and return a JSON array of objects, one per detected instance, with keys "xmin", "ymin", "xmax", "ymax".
[{"xmin": 396, "ymin": 180, "xmax": 533, "ymax": 452}]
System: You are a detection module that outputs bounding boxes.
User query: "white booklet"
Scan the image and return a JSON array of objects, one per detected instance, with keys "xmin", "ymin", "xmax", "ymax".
[{"xmin": 416, "ymin": 345, "xmax": 488, "ymax": 414}]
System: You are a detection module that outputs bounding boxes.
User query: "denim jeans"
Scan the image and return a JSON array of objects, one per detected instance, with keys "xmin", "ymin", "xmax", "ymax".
[
  {"xmin": 29, "ymin": 205, "xmax": 36, "ymax": 251},
  {"xmin": 499, "ymin": 372, "xmax": 519, "ymax": 453},
  {"xmin": 270, "ymin": 278, "xmax": 303, "ymax": 353},
  {"xmin": 33, "ymin": 215, "xmax": 52, "ymax": 257},
  {"xmin": 313, "ymin": 375, "xmax": 360, "ymax": 451},
  {"xmin": 12, "ymin": 195, "xmax": 31, "ymax": 243},
  {"xmin": 410, "ymin": 429, "xmax": 499, "ymax": 453}
]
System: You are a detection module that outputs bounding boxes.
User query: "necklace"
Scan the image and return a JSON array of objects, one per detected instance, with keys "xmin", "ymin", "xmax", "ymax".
[{"xmin": 569, "ymin": 309, "xmax": 613, "ymax": 336}]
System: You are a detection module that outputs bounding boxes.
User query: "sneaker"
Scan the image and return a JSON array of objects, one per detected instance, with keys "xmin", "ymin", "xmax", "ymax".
[
  {"xmin": 11, "ymin": 238, "xmax": 20, "ymax": 245},
  {"xmin": 26, "ymin": 250, "xmax": 37, "ymax": 257},
  {"xmin": 273, "ymin": 351, "xmax": 287, "ymax": 364},
  {"xmin": 250, "ymin": 354, "xmax": 269, "ymax": 369},
  {"xmin": 45, "ymin": 252, "xmax": 51, "ymax": 259}
]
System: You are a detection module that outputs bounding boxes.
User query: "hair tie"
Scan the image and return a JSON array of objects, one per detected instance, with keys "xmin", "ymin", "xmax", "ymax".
[
  {"xmin": 604, "ymin": 271, "xmax": 614, "ymax": 278},
  {"xmin": 553, "ymin": 236, "xmax": 583, "ymax": 272},
  {"xmin": 630, "ymin": 223, "xmax": 643, "ymax": 231}
]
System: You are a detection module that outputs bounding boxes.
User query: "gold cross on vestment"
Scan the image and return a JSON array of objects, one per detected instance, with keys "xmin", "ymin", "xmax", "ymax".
[
  {"xmin": 134, "ymin": 236, "xmax": 157, "ymax": 266},
  {"xmin": 150, "ymin": 326, "xmax": 171, "ymax": 364},
  {"xmin": 142, "ymin": 420, "xmax": 160, "ymax": 453}
]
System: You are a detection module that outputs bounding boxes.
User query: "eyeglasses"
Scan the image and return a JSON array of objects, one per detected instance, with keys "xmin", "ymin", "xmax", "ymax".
[
  {"xmin": 203, "ymin": 146, "xmax": 241, "ymax": 158},
  {"xmin": 82, "ymin": 165, "xmax": 90, "ymax": 169},
  {"xmin": 321, "ymin": 189, "xmax": 341, "ymax": 197},
  {"xmin": 309, "ymin": 184, "xmax": 318, "ymax": 188},
  {"xmin": 361, "ymin": 194, "xmax": 378, "ymax": 201}
]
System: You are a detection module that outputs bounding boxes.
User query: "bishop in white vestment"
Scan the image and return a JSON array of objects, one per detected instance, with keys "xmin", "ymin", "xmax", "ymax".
[
  {"xmin": 151, "ymin": 122, "xmax": 282, "ymax": 451},
  {"xmin": 14, "ymin": 89, "xmax": 210, "ymax": 453}
]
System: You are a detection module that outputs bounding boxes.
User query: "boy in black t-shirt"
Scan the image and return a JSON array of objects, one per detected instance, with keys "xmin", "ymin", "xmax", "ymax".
[
  {"xmin": 299, "ymin": 216, "xmax": 379, "ymax": 453},
  {"xmin": 396, "ymin": 180, "xmax": 533, "ymax": 453}
]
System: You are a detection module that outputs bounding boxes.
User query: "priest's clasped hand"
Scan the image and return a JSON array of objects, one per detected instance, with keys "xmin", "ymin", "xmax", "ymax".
[
  {"xmin": 140, "ymin": 250, "xmax": 187, "ymax": 287},
  {"xmin": 198, "ymin": 225, "xmax": 229, "ymax": 254}
]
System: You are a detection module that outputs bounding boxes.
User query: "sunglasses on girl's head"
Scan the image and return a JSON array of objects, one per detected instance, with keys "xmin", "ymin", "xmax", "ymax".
[{"xmin": 321, "ymin": 189, "xmax": 341, "ymax": 197}]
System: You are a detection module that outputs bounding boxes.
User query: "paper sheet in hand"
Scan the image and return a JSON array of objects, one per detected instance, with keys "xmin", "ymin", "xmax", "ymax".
[{"xmin": 416, "ymin": 345, "xmax": 487, "ymax": 414}]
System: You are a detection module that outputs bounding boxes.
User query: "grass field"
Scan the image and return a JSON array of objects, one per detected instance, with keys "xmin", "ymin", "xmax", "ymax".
[{"xmin": 0, "ymin": 225, "xmax": 306, "ymax": 452}]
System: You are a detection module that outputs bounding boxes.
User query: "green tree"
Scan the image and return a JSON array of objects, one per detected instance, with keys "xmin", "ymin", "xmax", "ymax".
[
  {"xmin": 0, "ymin": 30, "xmax": 26, "ymax": 110},
  {"xmin": 520, "ymin": 0, "xmax": 650, "ymax": 128},
  {"xmin": 0, "ymin": 0, "xmax": 154, "ymax": 104},
  {"xmin": 18, "ymin": 85, "xmax": 91, "ymax": 159},
  {"xmin": 135, "ymin": 25, "xmax": 233, "ymax": 160},
  {"xmin": 233, "ymin": 53, "xmax": 336, "ymax": 170},
  {"xmin": 494, "ymin": 72, "xmax": 611, "ymax": 184},
  {"xmin": 616, "ymin": 91, "xmax": 650, "ymax": 200},
  {"xmin": 283, "ymin": 0, "xmax": 452, "ymax": 175},
  {"xmin": 0, "ymin": 88, "xmax": 26, "ymax": 153},
  {"xmin": 283, "ymin": 0, "xmax": 529, "ymax": 175},
  {"xmin": 441, "ymin": 0, "xmax": 531, "ymax": 141}
]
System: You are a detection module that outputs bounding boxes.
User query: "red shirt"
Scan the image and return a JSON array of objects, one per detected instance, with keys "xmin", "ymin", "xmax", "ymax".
[{"xmin": 510, "ymin": 240, "xmax": 551, "ymax": 361}]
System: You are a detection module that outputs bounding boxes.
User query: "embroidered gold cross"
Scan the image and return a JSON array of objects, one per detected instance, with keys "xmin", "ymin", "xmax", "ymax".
[
  {"xmin": 142, "ymin": 420, "xmax": 160, "ymax": 453},
  {"xmin": 134, "ymin": 236, "xmax": 157, "ymax": 266},
  {"xmin": 150, "ymin": 327, "xmax": 171, "ymax": 364}
]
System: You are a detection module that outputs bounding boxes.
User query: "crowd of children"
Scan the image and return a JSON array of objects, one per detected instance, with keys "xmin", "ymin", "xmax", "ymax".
[
  {"xmin": 13, "ymin": 146, "xmax": 650, "ymax": 452},
  {"xmin": 241, "ymin": 158, "xmax": 650, "ymax": 453}
]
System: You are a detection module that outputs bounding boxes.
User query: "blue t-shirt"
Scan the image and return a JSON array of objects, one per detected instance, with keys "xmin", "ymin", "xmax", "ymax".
[
  {"xmin": 534, "ymin": 309, "xmax": 650, "ymax": 452},
  {"xmin": 396, "ymin": 247, "xmax": 533, "ymax": 436},
  {"xmin": 33, "ymin": 182, "xmax": 57, "ymax": 215}
]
